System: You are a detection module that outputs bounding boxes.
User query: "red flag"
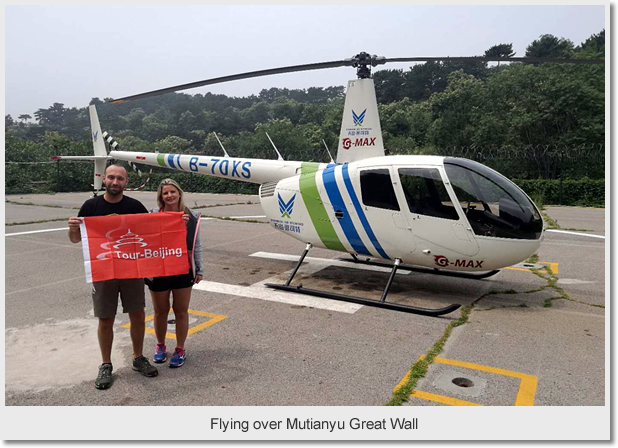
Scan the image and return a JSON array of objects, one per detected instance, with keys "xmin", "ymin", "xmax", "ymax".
[{"xmin": 79, "ymin": 212, "xmax": 189, "ymax": 283}]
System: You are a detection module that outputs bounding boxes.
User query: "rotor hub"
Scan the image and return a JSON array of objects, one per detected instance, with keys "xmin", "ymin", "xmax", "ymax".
[{"xmin": 344, "ymin": 52, "xmax": 386, "ymax": 79}]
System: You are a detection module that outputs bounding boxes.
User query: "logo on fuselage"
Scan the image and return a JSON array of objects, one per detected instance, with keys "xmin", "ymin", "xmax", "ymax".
[
  {"xmin": 278, "ymin": 193, "xmax": 296, "ymax": 218},
  {"xmin": 352, "ymin": 109, "xmax": 366, "ymax": 126},
  {"xmin": 342, "ymin": 137, "xmax": 376, "ymax": 150},
  {"xmin": 434, "ymin": 255, "xmax": 484, "ymax": 269}
]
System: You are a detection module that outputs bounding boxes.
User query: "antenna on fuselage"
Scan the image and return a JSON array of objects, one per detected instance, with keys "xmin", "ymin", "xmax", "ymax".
[
  {"xmin": 322, "ymin": 139, "xmax": 335, "ymax": 163},
  {"xmin": 212, "ymin": 132, "xmax": 230, "ymax": 157},
  {"xmin": 265, "ymin": 132, "xmax": 284, "ymax": 161}
]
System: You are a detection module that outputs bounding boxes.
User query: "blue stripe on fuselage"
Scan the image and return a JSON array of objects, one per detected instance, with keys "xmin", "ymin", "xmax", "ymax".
[
  {"xmin": 322, "ymin": 165, "xmax": 371, "ymax": 256},
  {"xmin": 167, "ymin": 154, "xmax": 176, "ymax": 169},
  {"xmin": 341, "ymin": 164, "xmax": 390, "ymax": 260}
]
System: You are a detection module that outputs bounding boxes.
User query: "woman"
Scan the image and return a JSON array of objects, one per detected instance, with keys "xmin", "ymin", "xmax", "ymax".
[{"xmin": 146, "ymin": 178, "xmax": 204, "ymax": 368}]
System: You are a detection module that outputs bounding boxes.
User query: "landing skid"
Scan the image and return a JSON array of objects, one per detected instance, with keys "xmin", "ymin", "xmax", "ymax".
[
  {"xmin": 343, "ymin": 255, "xmax": 500, "ymax": 280},
  {"xmin": 264, "ymin": 244, "xmax": 461, "ymax": 317}
]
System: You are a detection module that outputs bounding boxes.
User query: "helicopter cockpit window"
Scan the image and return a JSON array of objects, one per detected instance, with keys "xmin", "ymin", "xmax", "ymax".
[
  {"xmin": 398, "ymin": 168, "xmax": 459, "ymax": 220},
  {"xmin": 360, "ymin": 169, "xmax": 400, "ymax": 211},
  {"xmin": 444, "ymin": 158, "xmax": 543, "ymax": 240}
]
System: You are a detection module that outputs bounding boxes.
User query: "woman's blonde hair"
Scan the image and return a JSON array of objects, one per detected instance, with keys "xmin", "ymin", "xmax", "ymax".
[{"xmin": 156, "ymin": 178, "xmax": 186, "ymax": 212}]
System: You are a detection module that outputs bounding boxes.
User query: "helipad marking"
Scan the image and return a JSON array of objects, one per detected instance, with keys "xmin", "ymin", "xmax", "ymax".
[
  {"xmin": 411, "ymin": 390, "xmax": 483, "ymax": 406},
  {"xmin": 546, "ymin": 229, "xmax": 605, "ymax": 239},
  {"xmin": 5, "ymin": 227, "xmax": 69, "ymax": 237},
  {"xmin": 122, "ymin": 309, "xmax": 227, "ymax": 340},
  {"xmin": 394, "ymin": 356, "xmax": 538, "ymax": 406},
  {"xmin": 506, "ymin": 261, "xmax": 559, "ymax": 274},
  {"xmin": 193, "ymin": 280, "xmax": 362, "ymax": 314}
]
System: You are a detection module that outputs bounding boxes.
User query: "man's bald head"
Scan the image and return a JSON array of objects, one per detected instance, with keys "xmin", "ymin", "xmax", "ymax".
[{"xmin": 105, "ymin": 163, "xmax": 128, "ymax": 177}]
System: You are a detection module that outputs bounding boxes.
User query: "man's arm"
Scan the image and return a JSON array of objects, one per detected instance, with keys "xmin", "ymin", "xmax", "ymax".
[
  {"xmin": 68, "ymin": 217, "xmax": 82, "ymax": 243},
  {"xmin": 69, "ymin": 201, "xmax": 90, "ymax": 243}
]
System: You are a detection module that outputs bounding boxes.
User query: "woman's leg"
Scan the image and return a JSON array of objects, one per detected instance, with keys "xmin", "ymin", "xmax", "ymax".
[
  {"xmin": 151, "ymin": 290, "xmax": 171, "ymax": 344},
  {"xmin": 171, "ymin": 286, "xmax": 192, "ymax": 349}
]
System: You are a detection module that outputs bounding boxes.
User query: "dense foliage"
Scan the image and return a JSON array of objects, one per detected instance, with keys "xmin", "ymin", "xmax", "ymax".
[{"xmin": 6, "ymin": 31, "xmax": 604, "ymax": 206}]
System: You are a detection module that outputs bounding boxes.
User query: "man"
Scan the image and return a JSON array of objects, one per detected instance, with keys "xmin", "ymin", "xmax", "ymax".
[{"xmin": 68, "ymin": 164, "xmax": 158, "ymax": 390}]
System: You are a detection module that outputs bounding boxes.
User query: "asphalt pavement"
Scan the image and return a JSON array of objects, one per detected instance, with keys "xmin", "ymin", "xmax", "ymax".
[{"xmin": 4, "ymin": 193, "xmax": 607, "ymax": 406}]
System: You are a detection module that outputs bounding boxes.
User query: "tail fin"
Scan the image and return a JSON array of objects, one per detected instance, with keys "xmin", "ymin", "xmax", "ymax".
[
  {"xmin": 336, "ymin": 78, "xmax": 385, "ymax": 164},
  {"xmin": 89, "ymin": 105, "xmax": 108, "ymax": 190}
]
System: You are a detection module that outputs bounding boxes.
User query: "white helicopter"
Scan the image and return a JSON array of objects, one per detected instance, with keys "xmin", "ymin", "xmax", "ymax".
[{"xmin": 55, "ymin": 52, "xmax": 603, "ymax": 316}]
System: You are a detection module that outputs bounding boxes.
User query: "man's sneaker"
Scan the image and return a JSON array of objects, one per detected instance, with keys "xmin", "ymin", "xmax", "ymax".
[
  {"xmin": 132, "ymin": 355, "xmax": 159, "ymax": 377},
  {"xmin": 169, "ymin": 348, "xmax": 186, "ymax": 368},
  {"xmin": 95, "ymin": 363, "xmax": 113, "ymax": 390},
  {"xmin": 153, "ymin": 343, "xmax": 167, "ymax": 363}
]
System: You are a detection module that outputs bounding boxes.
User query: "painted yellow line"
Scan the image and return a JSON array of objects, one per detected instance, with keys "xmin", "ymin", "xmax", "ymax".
[
  {"xmin": 394, "ymin": 356, "xmax": 538, "ymax": 406},
  {"xmin": 186, "ymin": 309, "xmax": 228, "ymax": 336},
  {"xmin": 123, "ymin": 309, "xmax": 227, "ymax": 340},
  {"xmin": 514, "ymin": 375, "xmax": 538, "ymax": 407},
  {"xmin": 506, "ymin": 261, "xmax": 559, "ymax": 275},
  {"xmin": 411, "ymin": 390, "xmax": 483, "ymax": 406},
  {"xmin": 393, "ymin": 370, "xmax": 411, "ymax": 393}
]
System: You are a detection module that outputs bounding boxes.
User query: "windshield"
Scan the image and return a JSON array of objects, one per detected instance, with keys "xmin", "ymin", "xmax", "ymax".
[{"xmin": 444, "ymin": 158, "xmax": 543, "ymax": 240}]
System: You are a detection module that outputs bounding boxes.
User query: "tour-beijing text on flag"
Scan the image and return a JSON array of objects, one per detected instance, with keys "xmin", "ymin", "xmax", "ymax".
[{"xmin": 79, "ymin": 212, "xmax": 189, "ymax": 283}]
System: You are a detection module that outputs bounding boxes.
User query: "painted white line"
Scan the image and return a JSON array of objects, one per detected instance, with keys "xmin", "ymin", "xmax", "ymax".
[
  {"xmin": 192, "ymin": 280, "xmax": 362, "ymax": 314},
  {"xmin": 5, "ymin": 227, "xmax": 69, "ymax": 237},
  {"xmin": 546, "ymin": 229, "xmax": 605, "ymax": 239},
  {"xmin": 249, "ymin": 251, "xmax": 410, "ymax": 275},
  {"xmin": 557, "ymin": 278, "xmax": 595, "ymax": 285},
  {"xmin": 200, "ymin": 217, "xmax": 215, "ymax": 220}
]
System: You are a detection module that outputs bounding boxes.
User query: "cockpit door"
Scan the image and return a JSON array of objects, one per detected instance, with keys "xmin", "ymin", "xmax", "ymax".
[
  {"xmin": 353, "ymin": 166, "xmax": 416, "ymax": 260},
  {"xmin": 393, "ymin": 166, "xmax": 479, "ymax": 257}
]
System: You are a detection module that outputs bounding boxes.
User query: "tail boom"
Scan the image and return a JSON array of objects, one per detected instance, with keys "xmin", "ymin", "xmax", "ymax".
[{"xmin": 109, "ymin": 151, "xmax": 327, "ymax": 185}]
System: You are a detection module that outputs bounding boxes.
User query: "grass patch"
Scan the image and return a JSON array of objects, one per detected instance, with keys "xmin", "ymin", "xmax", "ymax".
[
  {"xmin": 542, "ymin": 211, "xmax": 560, "ymax": 229},
  {"xmin": 531, "ymin": 266, "xmax": 601, "ymax": 309},
  {"xmin": 540, "ymin": 211, "xmax": 590, "ymax": 232},
  {"xmin": 384, "ymin": 305, "xmax": 472, "ymax": 406}
]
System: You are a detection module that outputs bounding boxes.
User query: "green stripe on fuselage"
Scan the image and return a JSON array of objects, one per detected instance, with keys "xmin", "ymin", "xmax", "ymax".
[
  {"xmin": 299, "ymin": 162, "xmax": 346, "ymax": 251},
  {"xmin": 157, "ymin": 153, "xmax": 166, "ymax": 167}
]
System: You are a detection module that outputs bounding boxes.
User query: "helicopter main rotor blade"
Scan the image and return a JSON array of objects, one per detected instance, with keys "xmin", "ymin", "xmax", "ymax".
[
  {"xmin": 110, "ymin": 52, "xmax": 604, "ymax": 104},
  {"xmin": 384, "ymin": 56, "xmax": 604, "ymax": 65},
  {"xmin": 111, "ymin": 59, "xmax": 350, "ymax": 104}
]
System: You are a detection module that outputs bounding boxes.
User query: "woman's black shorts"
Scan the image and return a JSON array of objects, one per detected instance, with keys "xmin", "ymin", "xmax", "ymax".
[{"xmin": 145, "ymin": 270, "xmax": 194, "ymax": 292}]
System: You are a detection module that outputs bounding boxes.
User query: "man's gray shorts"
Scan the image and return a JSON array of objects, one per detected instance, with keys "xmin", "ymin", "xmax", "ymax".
[{"xmin": 92, "ymin": 279, "xmax": 145, "ymax": 318}]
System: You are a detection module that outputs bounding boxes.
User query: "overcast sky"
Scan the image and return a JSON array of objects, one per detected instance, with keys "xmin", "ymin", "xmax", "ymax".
[{"xmin": 5, "ymin": 4, "xmax": 605, "ymax": 119}]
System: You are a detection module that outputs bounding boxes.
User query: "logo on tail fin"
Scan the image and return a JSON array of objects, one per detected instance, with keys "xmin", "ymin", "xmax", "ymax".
[
  {"xmin": 93, "ymin": 131, "xmax": 98, "ymax": 141},
  {"xmin": 278, "ymin": 193, "xmax": 296, "ymax": 218},
  {"xmin": 352, "ymin": 109, "xmax": 366, "ymax": 126}
]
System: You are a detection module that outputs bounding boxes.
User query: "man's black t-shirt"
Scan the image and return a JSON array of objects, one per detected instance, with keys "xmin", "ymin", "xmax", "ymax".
[{"xmin": 78, "ymin": 195, "xmax": 148, "ymax": 217}]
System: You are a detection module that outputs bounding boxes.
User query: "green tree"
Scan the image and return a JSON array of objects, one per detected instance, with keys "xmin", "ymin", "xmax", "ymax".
[
  {"xmin": 485, "ymin": 43, "xmax": 515, "ymax": 67},
  {"xmin": 526, "ymin": 34, "xmax": 575, "ymax": 58}
]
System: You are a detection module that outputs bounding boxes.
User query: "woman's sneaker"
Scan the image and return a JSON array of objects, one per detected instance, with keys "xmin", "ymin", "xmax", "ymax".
[
  {"xmin": 169, "ymin": 348, "xmax": 186, "ymax": 368},
  {"xmin": 153, "ymin": 343, "xmax": 167, "ymax": 363}
]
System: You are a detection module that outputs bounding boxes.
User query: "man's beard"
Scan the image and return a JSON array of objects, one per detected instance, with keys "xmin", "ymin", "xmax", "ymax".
[{"xmin": 106, "ymin": 186, "xmax": 123, "ymax": 196}]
